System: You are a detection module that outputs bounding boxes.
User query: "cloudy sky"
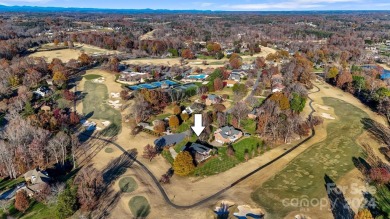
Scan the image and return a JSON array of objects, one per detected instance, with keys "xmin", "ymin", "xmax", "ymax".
[{"xmin": 0, "ymin": 0, "xmax": 390, "ymax": 10}]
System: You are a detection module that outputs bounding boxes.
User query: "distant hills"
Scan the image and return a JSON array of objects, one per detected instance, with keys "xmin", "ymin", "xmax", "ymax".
[
  {"xmin": 0, "ymin": 5, "xmax": 215, "ymax": 14},
  {"xmin": 0, "ymin": 5, "xmax": 388, "ymax": 14}
]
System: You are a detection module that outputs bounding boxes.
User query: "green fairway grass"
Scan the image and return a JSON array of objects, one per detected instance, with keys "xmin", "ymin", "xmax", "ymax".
[{"xmin": 251, "ymin": 97, "xmax": 368, "ymax": 218}]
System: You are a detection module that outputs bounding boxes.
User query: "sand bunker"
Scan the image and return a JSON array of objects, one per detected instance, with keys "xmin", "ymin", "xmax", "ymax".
[
  {"xmin": 110, "ymin": 92, "xmax": 120, "ymax": 98},
  {"xmin": 102, "ymin": 121, "xmax": 111, "ymax": 127},
  {"xmin": 320, "ymin": 113, "xmax": 335, "ymax": 120},
  {"xmin": 314, "ymin": 104, "xmax": 331, "ymax": 110},
  {"xmin": 233, "ymin": 205, "xmax": 264, "ymax": 218},
  {"xmin": 92, "ymin": 77, "xmax": 105, "ymax": 83},
  {"xmin": 108, "ymin": 100, "xmax": 122, "ymax": 109}
]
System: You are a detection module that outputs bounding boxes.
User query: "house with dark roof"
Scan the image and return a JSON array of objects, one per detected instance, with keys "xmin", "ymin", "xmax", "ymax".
[
  {"xmin": 214, "ymin": 126, "xmax": 243, "ymax": 144},
  {"xmin": 205, "ymin": 94, "xmax": 222, "ymax": 106},
  {"xmin": 22, "ymin": 169, "xmax": 51, "ymax": 196},
  {"xmin": 183, "ymin": 102, "xmax": 205, "ymax": 114},
  {"xmin": 154, "ymin": 133, "xmax": 187, "ymax": 150},
  {"xmin": 184, "ymin": 142, "xmax": 214, "ymax": 164}
]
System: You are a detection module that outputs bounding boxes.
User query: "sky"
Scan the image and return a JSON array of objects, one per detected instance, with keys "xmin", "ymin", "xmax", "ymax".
[{"xmin": 0, "ymin": 0, "xmax": 390, "ymax": 11}]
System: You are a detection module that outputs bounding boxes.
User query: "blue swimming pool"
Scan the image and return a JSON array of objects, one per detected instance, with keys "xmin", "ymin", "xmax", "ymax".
[
  {"xmin": 128, "ymin": 80, "xmax": 179, "ymax": 90},
  {"xmin": 381, "ymin": 69, "xmax": 390, "ymax": 79},
  {"xmin": 187, "ymin": 74, "xmax": 208, "ymax": 80},
  {"xmin": 362, "ymin": 65, "xmax": 390, "ymax": 80}
]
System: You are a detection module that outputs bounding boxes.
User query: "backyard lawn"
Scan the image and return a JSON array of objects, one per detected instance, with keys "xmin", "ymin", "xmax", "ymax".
[
  {"xmin": 240, "ymin": 119, "xmax": 257, "ymax": 135},
  {"xmin": 82, "ymin": 81, "xmax": 122, "ymax": 136},
  {"xmin": 192, "ymin": 137, "xmax": 263, "ymax": 176},
  {"xmin": 251, "ymin": 97, "xmax": 368, "ymax": 218},
  {"xmin": 0, "ymin": 200, "xmax": 55, "ymax": 219}
]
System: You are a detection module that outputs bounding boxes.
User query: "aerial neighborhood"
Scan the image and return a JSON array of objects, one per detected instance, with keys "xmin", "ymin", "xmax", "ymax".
[{"xmin": 0, "ymin": 5, "xmax": 389, "ymax": 219}]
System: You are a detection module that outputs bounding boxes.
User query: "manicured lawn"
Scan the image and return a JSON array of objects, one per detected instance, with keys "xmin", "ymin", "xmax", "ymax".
[
  {"xmin": 232, "ymin": 137, "xmax": 263, "ymax": 162},
  {"xmin": 82, "ymin": 81, "xmax": 122, "ymax": 137},
  {"xmin": 118, "ymin": 177, "xmax": 138, "ymax": 193},
  {"xmin": 83, "ymin": 74, "xmax": 102, "ymax": 80},
  {"xmin": 176, "ymin": 121, "xmax": 191, "ymax": 133},
  {"xmin": 251, "ymin": 97, "xmax": 368, "ymax": 218},
  {"xmin": 20, "ymin": 202, "xmax": 55, "ymax": 219},
  {"xmin": 192, "ymin": 137, "xmax": 263, "ymax": 176},
  {"xmin": 128, "ymin": 196, "xmax": 150, "ymax": 218},
  {"xmin": 104, "ymin": 147, "xmax": 114, "ymax": 153},
  {"xmin": 1, "ymin": 200, "xmax": 55, "ymax": 219},
  {"xmin": 161, "ymin": 150, "xmax": 174, "ymax": 164},
  {"xmin": 0, "ymin": 177, "xmax": 24, "ymax": 192},
  {"xmin": 147, "ymin": 113, "xmax": 171, "ymax": 123},
  {"xmin": 193, "ymin": 147, "xmax": 239, "ymax": 176},
  {"xmin": 240, "ymin": 119, "xmax": 257, "ymax": 135}
]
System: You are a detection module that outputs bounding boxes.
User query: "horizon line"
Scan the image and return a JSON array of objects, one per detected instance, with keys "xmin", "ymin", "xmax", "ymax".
[{"xmin": 1, "ymin": 4, "xmax": 390, "ymax": 12}]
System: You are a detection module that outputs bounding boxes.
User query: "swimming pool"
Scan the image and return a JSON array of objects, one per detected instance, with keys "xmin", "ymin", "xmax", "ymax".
[
  {"xmin": 128, "ymin": 80, "xmax": 179, "ymax": 90},
  {"xmin": 381, "ymin": 69, "xmax": 390, "ymax": 79},
  {"xmin": 187, "ymin": 74, "xmax": 208, "ymax": 80}
]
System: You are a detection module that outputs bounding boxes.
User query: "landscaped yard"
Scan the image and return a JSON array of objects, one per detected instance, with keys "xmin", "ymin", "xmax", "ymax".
[
  {"xmin": 0, "ymin": 200, "xmax": 55, "ymax": 219},
  {"xmin": 128, "ymin": 196, "xmax": 150, "ymax": 218},
  {"xmin": 82, "ymin": 80, "xmax": 122, "ymax": 136},
  {"xmin": 251, "ymin": 97, "xmax": 368, "ymax": 218},
  {"xmin": 240, "ymin": 119, "xmax": 257, "ymax": 135},
  {"xmin": 178, "ymin": 137, "xmax": 263, "ymax": 176}
]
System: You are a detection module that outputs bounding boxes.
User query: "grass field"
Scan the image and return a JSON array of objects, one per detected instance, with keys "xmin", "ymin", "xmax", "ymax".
[
  {"xmin": 0, "ymin": 201, "xmax": 54, "ymax": 219},
  {"xmin": 128, "ymin": 196, "xmax": 150, "ymax": 218},
  {"xmin": 251, "ymin": 97, "xmax": 368, "ymax": 218},
  {"xmin": 118, "ymin": 177, "xmax": 138, "ymax": 193},
  {"xmin": 0, "ymin": 177, "xmax": 24, "ymax": 192},
  {"xmin": 104, "ymin": 147, "xmax": 114, "ymax": 153},
  {"xmin": 193, "ymin": 137, "xmax": 263, "ymax": 176},
  {"xmin": 84, "ymin": 74, "xmax": 102, "ymax": 80},
  {"xmin": 82, "ymin": 81, "xmax": 122, "ymax": 136}
]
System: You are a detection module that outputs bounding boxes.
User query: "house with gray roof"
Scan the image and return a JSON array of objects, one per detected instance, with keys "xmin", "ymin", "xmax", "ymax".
[
  {"xmin": 205, "ymin": 94, "xmax": 222, "ymax": 106},
  {"xmin": 22, "ymin": 169, "xmax": 51, "ymax": 197},
  {"xmin": 154, "ymin": 133, "xmax": 187, "ymax": 150},
  {"xmin": 214, "ymin": 126, "xmax": 243, "ymax": 144}
]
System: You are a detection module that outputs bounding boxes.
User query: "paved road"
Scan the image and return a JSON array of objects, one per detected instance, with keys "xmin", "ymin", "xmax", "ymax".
[{"xmin": 88, "ymin": 84, "xmax": 320, "ymax": 209}]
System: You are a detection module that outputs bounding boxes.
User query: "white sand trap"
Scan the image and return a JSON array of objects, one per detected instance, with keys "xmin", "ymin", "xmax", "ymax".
[
  {"xmin": 108, "ymin": 100, "xmax": 120, "ymax": 104},
  {"xmin": 102, "ymin": 121, "xmax": 111, "ymax": 127},
  {"xmin": 112, "ymin": 104, "xmax": 122, "ymax": 109},
  {"xmin": 110, "ymin": 92, "xmax": 120, "ymax": 98},
  {"xmin": 315, "ymin": 104, "xmax": 331, "ymax": 110},
  {"xmin": 321, "ymin": 113, "xmax": 335, "ymax": 120},
  {"xmin": 92, "ymin": 77, "xmax": 105, "ymax": 83},
  {"xmin": 233, "ymin": 205, "xmax": 264, "ymax": 218}
]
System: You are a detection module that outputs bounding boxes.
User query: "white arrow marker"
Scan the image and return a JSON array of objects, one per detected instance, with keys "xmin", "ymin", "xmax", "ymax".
[{"xmin": 191, "ymin": 114, "xmax": 205, "ymax": 136}]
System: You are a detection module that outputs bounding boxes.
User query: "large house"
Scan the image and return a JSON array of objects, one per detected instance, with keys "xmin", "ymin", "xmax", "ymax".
[
  {"xmin": 272, "ymin": 83, "xmax": 285, "ymax": 93},
  {"xmin": 182, "ymin": 102, "xmax": 205, "ymax": 114},
  {"xmin": 229, "ymin": 73, "xmax": 241, "ymax": 82},
  {"xmin": 185, "ymin": 142, "xmax": 213, "ymax": 164},
  {"xmin": 22, "ymin": 169, "xmax": 51, "ymax": 196},
  {"xmin": 119, "ymin": 70, "xmax": 150, "ymax": 83},
  {"xmin": 214, "ymin": 126, "xmax": 243, "ymax": 144},
  {"xmin": 205, "ymin": 94, "xmax": 222, "ymax": 106}
]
